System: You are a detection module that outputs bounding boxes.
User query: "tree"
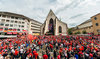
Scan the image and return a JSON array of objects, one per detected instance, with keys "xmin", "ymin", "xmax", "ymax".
[
  {"xmin": 82, "ymin": 30, "xmax": 87, "ymax": 34},
  {"xmin": 75, "ymin": 31, "xmax": 81, "ymax": 34},
  {"xmin": 77, "ymin": 31, "xmax": 81, "ymax": 34},
  {"xmin": 68, "ymin": 28, "xmax": 73, "ymax": 35}
]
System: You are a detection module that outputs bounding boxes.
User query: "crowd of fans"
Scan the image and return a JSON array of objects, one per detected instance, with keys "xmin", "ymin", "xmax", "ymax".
[{"xmin": 0, "ymin": 35, "xmax": 100, "ymax": 59}]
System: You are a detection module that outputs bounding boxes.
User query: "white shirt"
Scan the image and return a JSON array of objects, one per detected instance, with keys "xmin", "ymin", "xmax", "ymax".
[{"xmin": 20, "ymin": 49, "xmax": 23, "ymax": 53}]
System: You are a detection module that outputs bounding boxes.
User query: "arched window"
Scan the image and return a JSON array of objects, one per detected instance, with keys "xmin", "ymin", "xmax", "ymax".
[
  {"xmin": 48, "ymin": 18, "xmax": 54, "ymax": 35},
  {"xmin": 49, "ymin": 18, "xmax": 54, "ymax": 31},
  {"xmin": 49, "ymin": 18, "xmax": 53, "ymax": 24},
  {"xmin": 59, "ymin": 26, "xmax": 62, "ymax": 33}
]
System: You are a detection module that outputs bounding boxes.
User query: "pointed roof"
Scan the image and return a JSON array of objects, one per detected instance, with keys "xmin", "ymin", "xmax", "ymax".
[
  {"xmin": 47, "ymin": 9, "xmax": 56, "ymax": 18},
  {"xmin": 43, "ymin": 9, "xmax": 56, "ymax": 23},
  {"xmin": 50, "ymin": 9, "xmax": 54, "ymax": 14},
  {"xmin": 43, "ymin": 9, "xmax": 67, "ymax": 26}
]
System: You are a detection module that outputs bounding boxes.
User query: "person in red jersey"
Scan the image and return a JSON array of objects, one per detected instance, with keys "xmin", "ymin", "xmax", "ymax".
[
  {"xmin": 14, "ymin": 49, "xmax": 20, "ymax": 59},
  {"xmin": 43, "ymin": 53, "xmax": 48, "ymax": 59},
  {"xmin": 33, "ymin": 50, "xmax": 37, "ymax": 58},
  {"xmin": 57, "ymin": 53, "xmax": 61, "ymax": 59},
  {"xmin": 28, "ymin": 52, "xmax": 33, "ymax": 59},
  {"xmin": 34, "ymin": 52, "xmax": 39, "ymax": 59}
]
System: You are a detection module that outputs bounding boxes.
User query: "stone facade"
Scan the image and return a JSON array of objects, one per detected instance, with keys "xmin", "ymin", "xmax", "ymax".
[
  {"xmin": 72, "ymin": 19, "xmax": 93, "ymax": 34},
  {"xmin": 41, "ymin": 10, "xmax": 68, "ymax": 35},
  {"xmin": 91, "ymin": 13, "xmax": 100, "ymax": 35}
]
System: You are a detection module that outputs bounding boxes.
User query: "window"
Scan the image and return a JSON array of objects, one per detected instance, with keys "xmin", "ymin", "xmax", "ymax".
[
  {"xmin": 6, "ymin": 20, "xmax": 9, "ymax": 22},
  {"xmin": 19, "ymin": 25, "xmax": 20, "ymax": 27},
  {"xmin": 0, "ymin": 15, "xmax": 1, "ymax": 17},
  {"xmin": 17, "ymin": 29, "xmax": 20, "ymax": 31},
  {"xmin": 0, "ymin": 28, "xmax": 3, "ymax": 29},
  {"xmin": 22, "ymin": 22, "xmax": 25, "ymax": 24},
  {"xmin": 5, "ymin": 28, "xmax": 8, "ymax": 30},
  {"xmin": 94, "ymin": 17, "xmax": 97, "ymax": 20},
  {"xmin": 14, "ymin": 24, "xmax": 17, "ymax": 27},
  {"xmin": 15, "ymin": 17, "xmax": 18, "ymax": 19},
  {"xmin": 2, "ymin": 15, "xmax": 6, "ymax": 18},
  {"xmin": 19, "ymin": 21, "xmax": 21, "ymax": 24},
  {"xmin": 0, "ymin": 27, "xmax": 3, "ymax": 31},
  {"xmin": 1, "ymin": 19, "xmax": 5, "ymax": 22},
  {"xmin": 22, "ymin": 25, "xmax": 24, "ymax": 27},
  {"xmin": 9, "ymin": 28, "xmax": 12, "ymax": 30},
  {"xmin": 11, "ymin": 20, "xmax": 14, "ymax": 23},
  {"xmin": 5, "ymin": 24, "xmax": 9, "ymax": 26},
  {"xmin": 11, "ymin": 16, "xmax": 14, "ymax": 19},
  {"xmin": 10, "ymin": 24, "xmax": 13, "ymax": 27},
  {"xmin": 89, "ymin": 27, "xmax": 91, "ymax": 29},
  {"xmin": 96, "ymin": 23, "xmax": 98, "ymax": 26},
  {"xmin": 22, "ymin": 18, "xmax": 25, "ymax": 20},
  {"xmin": 15, "ymin": 21, "xmax": 17, "ymax": 23},
  {"xmin": 97, "ymin": 29, "xmax": 100, "ymax": 32},
  {"xmin": 0, "ymin": 23, "xmax": 4, "ymax": 26},
  {"xmin": 59, "ymin": 26, "xmax": 62, "ymax": 33},
  {"xmin": 7, "ymin": 16, "xmax": 10, "ymax": 18},
  {"xmin": 19, "ymin": 18, "xmax": 22, "ymax": 20}
]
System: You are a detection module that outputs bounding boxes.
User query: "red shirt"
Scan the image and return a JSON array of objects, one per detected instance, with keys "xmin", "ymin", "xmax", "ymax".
[
  {"xmin": 38, "ymin": 42, "xmax": 41, "ymax": 45},
  {"xmin": 57, "ymin": 55, "xmax": 60, "ymax": 59},
  {"xmin": 34, "ymin": 53, "xmax": 38, "ymax": 59},
  {"xmin": 50, "ymin": 44, "xmax": 53, "ymax": 48},
  {"xmin": 29, "ymin": 48, "xmax": 31, "ymax": 53},
  {"xmin": 89, "ymin": 53, "xmax": 93, "ymax": 57},
  {"xmin": 14, "ymin": 50, "xmax": 19, "ymax": 56},
  {"xmin": 43, "ymin": 54, "xmax": 48, "ymax": 59},
  {"xmin": 33, "ymin": 51, "xmax": 37, "ymax": 55},
  {"xmin": 29, "ymin": 53, "xmax": 33, "ymax": 57}
]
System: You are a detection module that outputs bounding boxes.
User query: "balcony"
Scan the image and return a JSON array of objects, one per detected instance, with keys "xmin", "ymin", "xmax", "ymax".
[{"xmin": 0, "ymin": 35, "xmax": 17, "ymax": 38}]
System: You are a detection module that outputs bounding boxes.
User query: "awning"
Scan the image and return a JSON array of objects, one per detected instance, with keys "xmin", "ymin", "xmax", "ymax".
[
  {"xmin": 33, "ymin": 33, "xmax": 40, "ymax": 35},
  {"xmin": 0, "ymin": 29, "xmax": 3, "ymax": 31},
  {"xmin": 23, "ymin": 30, "xmax": 27, "ymax": 32},
  {"xmin": 8, "ymin": 30, "xmax": 12, "ymax": 31},
  {"xmin": 3, "ymin": 30, "xmax": 8, "ymax": 32},
  {"xmin": 13, "ymin": 32, "xmax": 17, "ymax": 34},
  {"xmin": 7, "ymin": 32, "xmax": 12, "ymax": 34},
  {"xmin": 13, "ymin": 29, "xmax": 17, "ymax": 31},
  {"xmin": 8, "ymin": 29, "xmax": 12, "ymax": 31},
  {"xmin": 19, "ymin": 33, "xmax": 23, "ymax": 35}
]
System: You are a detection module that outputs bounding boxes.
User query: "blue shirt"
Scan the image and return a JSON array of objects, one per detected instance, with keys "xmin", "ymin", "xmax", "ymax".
[{"xmin": 75, "ymin": 54, "xmax": 78, "ymax": 59}]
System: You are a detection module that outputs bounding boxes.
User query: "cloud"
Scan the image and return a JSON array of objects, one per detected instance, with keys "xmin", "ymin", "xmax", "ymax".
[
  {"xmin": 0, "ymin": 0, "xmax": 100, "ymax": 27},
  {"xmin": 69, "ymin": 13, "xmax": 87, "ymax": 19},
  {"xmin": 55, "ymin": 0, "xmax": 85, "ymax": 14}
]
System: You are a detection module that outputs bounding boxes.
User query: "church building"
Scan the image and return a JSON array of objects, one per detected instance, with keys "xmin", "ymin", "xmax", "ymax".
[{"xmin": 41, "ymin": 10, "xmax": 68, "ymax": 35}]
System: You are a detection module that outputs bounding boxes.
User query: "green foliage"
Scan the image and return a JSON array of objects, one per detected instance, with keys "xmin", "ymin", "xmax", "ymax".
[
  {"xmin": 68, "ymin": 28, "xmax": 73, "ymax": 35},
  {"xmin": 75, "ymin": 31, "xmax": 81, "ymax": 34},
  {"xmin": 82, "ymin": 30, "xmax": 87, "ymax": 34}
]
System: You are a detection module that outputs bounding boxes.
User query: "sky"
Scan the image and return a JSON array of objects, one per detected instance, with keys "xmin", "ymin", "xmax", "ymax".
[{"xmin": 0, "ymin": 0, "xmax": 100, "ymax": 28}]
